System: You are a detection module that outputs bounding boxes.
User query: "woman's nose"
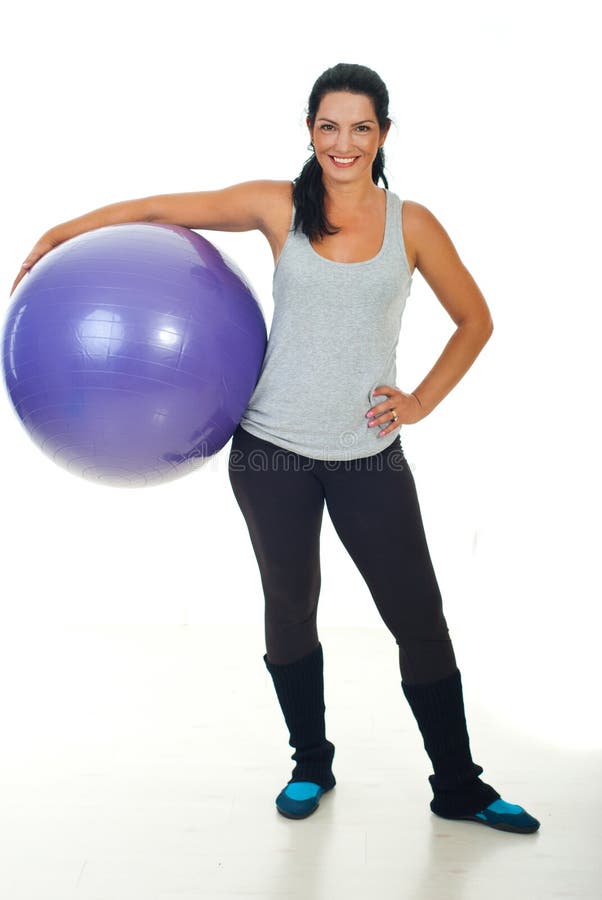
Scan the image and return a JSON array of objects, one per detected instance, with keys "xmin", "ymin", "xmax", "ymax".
[{"xmin": 331, "ymin": 136, "xmax": 358, "ymax": 153}]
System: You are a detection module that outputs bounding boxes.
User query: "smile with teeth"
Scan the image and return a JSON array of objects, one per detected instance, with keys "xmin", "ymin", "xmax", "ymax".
[{"xmin": 330, "ymin": 155, "xmax": 359, "ymax": 166}]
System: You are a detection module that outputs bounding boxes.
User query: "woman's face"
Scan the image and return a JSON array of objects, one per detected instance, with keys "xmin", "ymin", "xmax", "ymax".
[{"xmin": 307, "ymin": 91, "xmax": 389, "ymax": 186}]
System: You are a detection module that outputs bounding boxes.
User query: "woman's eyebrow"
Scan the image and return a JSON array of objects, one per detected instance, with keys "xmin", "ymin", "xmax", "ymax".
[{"xmin": 316, "ymin": 117, "xmax": 376, "ymax": 125}]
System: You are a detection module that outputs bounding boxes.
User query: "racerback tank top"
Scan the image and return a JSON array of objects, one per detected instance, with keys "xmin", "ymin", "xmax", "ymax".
[{"xmin": 239, "ymin": 186, "xmax": 414, "ymax": 460}]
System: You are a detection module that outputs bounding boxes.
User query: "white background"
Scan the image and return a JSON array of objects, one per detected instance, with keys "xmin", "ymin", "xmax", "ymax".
[{"xmin": 1, "ymin": 0, "xmax": 600, "ymax": 750}]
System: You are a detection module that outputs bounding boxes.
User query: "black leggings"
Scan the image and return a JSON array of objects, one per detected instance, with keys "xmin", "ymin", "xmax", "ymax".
[{"xmin": 228, "ymin": 424, "xmax": 458, "ymax": 685}]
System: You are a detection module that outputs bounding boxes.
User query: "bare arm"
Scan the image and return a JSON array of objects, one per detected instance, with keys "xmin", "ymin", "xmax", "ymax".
[
  {"xmin": 11, "ymin": 180, "xmax": 284, "ymax": 297},
  {"xmin": 147, "ymin": 180, "xmax": 283, "ymax": 231},
  {"xmin": 405, "ymin": 201, "xmax": 494, "ymax": 417},
  {"xmin": 46, "ymin": 196, "xmax": 155, "ymax": 244},
  {"xmin": 46, "ymin": 180, "xmax": 280, "ymax": 241}
]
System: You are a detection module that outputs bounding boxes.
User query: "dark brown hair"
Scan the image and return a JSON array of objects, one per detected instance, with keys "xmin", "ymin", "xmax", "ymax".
[{"xmin": 292, "ymin": 63, "xmax": 392, "ymax": 241}]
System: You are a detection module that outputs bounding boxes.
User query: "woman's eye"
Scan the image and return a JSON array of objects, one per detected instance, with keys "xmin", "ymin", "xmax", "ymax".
[{"xmin": 319, "ymin": 124, "xmax": 370, "ymax": 132}]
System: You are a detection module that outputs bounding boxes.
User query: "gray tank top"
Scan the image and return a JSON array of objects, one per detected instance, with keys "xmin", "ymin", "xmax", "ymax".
[{"xmin": 239, "ymin": 187, "xmax": 413, "ymax": 460}]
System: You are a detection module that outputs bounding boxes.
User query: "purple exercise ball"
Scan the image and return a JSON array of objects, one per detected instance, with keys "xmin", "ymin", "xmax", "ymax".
[{"xmin": 2, "ymin": 222, "xmax": 267, "ymax": 488}]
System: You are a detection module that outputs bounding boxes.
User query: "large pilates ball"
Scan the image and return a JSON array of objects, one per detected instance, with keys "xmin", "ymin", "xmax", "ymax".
[{"xmin": 2, "ymin": 222, "xmax": 267, "ymax": 488}]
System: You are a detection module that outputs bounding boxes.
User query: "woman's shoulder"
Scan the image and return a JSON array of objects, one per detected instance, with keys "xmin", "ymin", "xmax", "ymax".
[
  {"xmin": 253, "ymin": 181, "xmax": 294, "ymax": 266},
  {"xmin": 259, "ymin": 179, "xmax": 294, "ymax": 193},
  {"xmin": 251, "ymin": 180, "xmax": 293, "ymax": 225},
  {"xmin": 400, "ymin": 199, "xmax": 445, "ymax": 276},
  {"xmin": 399, "ymin": 200, "xmax": 459, "ymax": 276},
  {"xmin": 265, "ymin": 180, "xmax": 294, "ymax": 208},
  {"xmin": 254, "ymin": 179, "xmax": 293, "ymax": 203}
]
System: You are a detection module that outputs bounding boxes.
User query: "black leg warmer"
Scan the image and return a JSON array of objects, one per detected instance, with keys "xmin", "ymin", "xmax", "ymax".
[
  {"xmin": 264, "ymin": 642, "xmax": 336, "ymax": 791},
  {"xmin": 402, "ymin": 668, "xmax": 500, "ymax": 817}
]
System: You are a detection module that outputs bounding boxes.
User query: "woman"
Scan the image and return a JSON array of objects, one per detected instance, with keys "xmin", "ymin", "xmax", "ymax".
[{"xmin": 11, "ymin": 63, "xmax": 539, "ymax": 834}]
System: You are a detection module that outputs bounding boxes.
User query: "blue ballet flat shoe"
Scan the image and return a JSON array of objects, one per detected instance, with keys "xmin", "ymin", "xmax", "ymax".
[
  {"xmin": 275, "ymin": 781, "xmax": 334, "ymax": 819},
  {"xmin": 435, "ymin": 798, "xmax": 540, "ymax": 833}
]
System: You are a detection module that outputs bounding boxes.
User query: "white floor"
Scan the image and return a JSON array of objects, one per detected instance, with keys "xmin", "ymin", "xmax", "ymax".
[{"xmin": 0, "ymin": 625, "xmax": 599, "ymax": 900}]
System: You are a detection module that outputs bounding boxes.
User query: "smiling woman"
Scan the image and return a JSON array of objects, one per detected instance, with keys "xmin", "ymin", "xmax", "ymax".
[
  {"xmin": 230, "ymin": 62, "xmax": 537, "ymax": 833},
  {"xmin": 11, "ymin": 60, "xmax": 538, "ymax": 835}
]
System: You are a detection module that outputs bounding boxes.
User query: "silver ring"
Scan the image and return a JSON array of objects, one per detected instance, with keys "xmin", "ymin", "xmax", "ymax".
[{"xmin": 392, "ymin": 412, "xmax": 399, "ymax": 422}]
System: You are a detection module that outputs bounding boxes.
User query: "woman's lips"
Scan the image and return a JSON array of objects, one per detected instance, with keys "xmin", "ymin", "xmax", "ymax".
[{"xmin": 329, "ymin": 156, "xmax": 359, "ymax": 168}]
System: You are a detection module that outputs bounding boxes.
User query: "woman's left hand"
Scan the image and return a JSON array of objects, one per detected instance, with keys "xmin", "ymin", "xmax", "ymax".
[{"xmin": 366, "ymin": 385, "xmax": 424, "ymax": 436}]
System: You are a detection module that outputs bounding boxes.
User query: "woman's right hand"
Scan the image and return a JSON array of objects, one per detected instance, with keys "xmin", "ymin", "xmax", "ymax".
[{"xmin": 10, "ymin": 232, "xmax": 60, "ymax": 298}]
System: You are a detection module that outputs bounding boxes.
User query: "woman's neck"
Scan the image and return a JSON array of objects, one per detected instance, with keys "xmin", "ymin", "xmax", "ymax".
[{"xmin": 322, "ymin": 178, "xmax": 384, "ymax": 214}]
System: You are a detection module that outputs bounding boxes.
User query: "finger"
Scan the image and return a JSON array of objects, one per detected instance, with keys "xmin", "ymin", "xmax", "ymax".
[
  {"xmin": 369, "ymin": 403, "xmax": 398, "ymax": 421},
  {"xmin": 378, "ymin": 420, "xmax": 399, "ymax": 437},
  {"xmin": 367, "ymin": 401, "xmax": 393, "ymax": 420},
  {"xmin": 9, "ymin": 271, "xmax": 25, "ymax": 297},
  {"xmin": 370, "ymin": 410, "xmax": 397, "ymax": 430},
  {"xmin": 11, "ymin": 258, "xmax": 36, "ymax": 295},
  {"xmin": 368, "ymin": 386, "xmax": 396, "ymax": 419},
  {"xmin": 372, "ymin": 385, "xmax": 392, "ymax": 397},
  {"xmin": 368, "ymin": 412, "xmax": 391, "ymax": 427}
]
